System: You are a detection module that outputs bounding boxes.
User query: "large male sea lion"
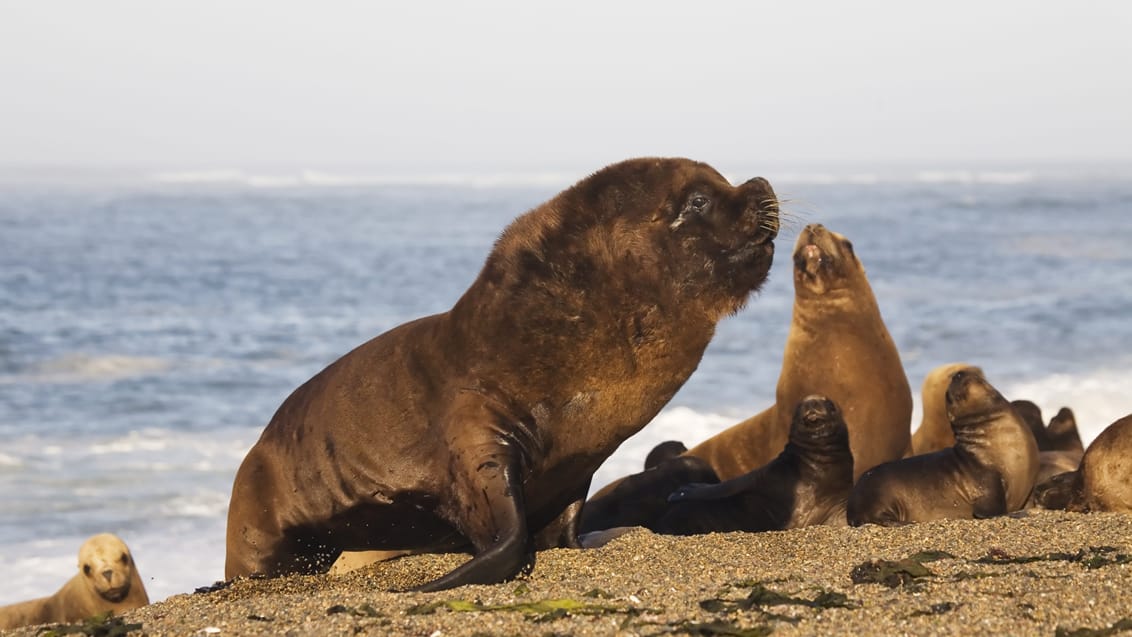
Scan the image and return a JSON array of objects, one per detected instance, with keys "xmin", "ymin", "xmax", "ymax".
[
  {"xmin": 225, "ymin": 157, "xmax": 780, "ymax": 591},
  {"xmin": 908, "ymin": 363, "xmax": 983, "ymax": 456},
  {"xmin": 847, "ymin": 370, "xmax": 1040, "ymax": 526},
  {"xmin": 0, "ymin": 534, "xmax": 149, "ymax": 630},
  {"xmin": 657, "ymin": 395, "xmax": 854, "ymax": 533},
  {"xmin": 1032, "ymin": 413, "xmax": 1132, "ymax": 513},
  {"xmin": 684, "ymin": 223, "xmax": 911, "ymax": 481}
]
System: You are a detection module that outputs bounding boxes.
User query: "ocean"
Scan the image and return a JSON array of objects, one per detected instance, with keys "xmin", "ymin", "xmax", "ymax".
[{"xmin": 2, "ymin": 163, "xmax": 1131, "ymax": 604}]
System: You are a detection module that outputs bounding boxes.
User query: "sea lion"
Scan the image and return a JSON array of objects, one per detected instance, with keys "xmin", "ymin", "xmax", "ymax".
[
  {"xmin": 225, "ymin": 157, "xmax": 780, "ymax": 591},
  {"xmin": 1032, "ymin": 413, "xmax": 1132, "ymax": 513},
  {"xmin": 0, "ymin": 533, "xmax": 149, "ymax": 630},
  {"xmin": 1011, "ymin": 400, "xmax": 1051, "ymax": 450},
  {"xmin": 847, "ymin": 370, "xmax": 1040, "ymax": 526},
  {"xmin": 644, "ymin": 440, "xmax": 689, "ymax": 470},
  {"xmin": 577, "ymin": 455, "xmax": 719, "ymax": 534},
  {"xmin": 1046, "ymin": 407, "xmax": 1085, "ymax": 455},
  {"xmin": 684, "ymin": 223, "xmax": 912, "ymax": 481},
  {"xmin": 908, "ymin": 363, "xmax": 983, "ymax": 456},
  {"xmin": 656, "ymin": 395, "xmax": 853, "ymax": 534}
]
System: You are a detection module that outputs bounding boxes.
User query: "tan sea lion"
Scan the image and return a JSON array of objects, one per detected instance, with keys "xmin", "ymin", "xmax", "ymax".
[
  {"xmin": 684, "ymin": 223, "xmax": 912, "ymax": 481},
  {"xmin": 225, "ymin": 157, "xmax": 780, "ymax": 591},
  {"xmin": 657, "ymin": 395, "xmax": 853, "ymax": 533},
  {"xmin": 0, "ymin": 533, "xmax": 149, "ymax": 630},
  {"xmin": 847, "ymin": 370, "xmax": 1040, "ymax": 526},
  {"xmin": 1032, "ymin": 413, "xmax": 1132, "ymax": 513},
  {"xmin": 908, "ymin": 363, "xmax": 983, "ymax": 456}
]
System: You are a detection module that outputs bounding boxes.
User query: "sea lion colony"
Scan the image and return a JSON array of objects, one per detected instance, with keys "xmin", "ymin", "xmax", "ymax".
[{"xmin": 4, "ymin": 157, "xmax": 1128, "ymax": 631}]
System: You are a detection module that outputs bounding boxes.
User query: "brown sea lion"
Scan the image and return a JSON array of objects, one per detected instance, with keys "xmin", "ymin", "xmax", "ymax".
[
  {"xmin": 0, "ymin": 534, "xmax": 149, "ymax": 630},
  {"xmin": 1032, "ymin": 413, "xmax": 1132, "ymax": 513},
  {"xmin": 1046, "ymin": 407, "xmax": 1085, "ymax": 455},
  {"xmin": 1011, "ymin": 400, "xmax": 1051, "ymax": 450},
  {"xmin": 847, "ymin": 370, "xmax": 1040, "ymax": 526},
  {"xmin": 908, "ymin": 363, "xmax": 983, "ymax": 456},
  {"xmin": 224, "ymin": 157, "xmax": 780, "ymax": 591},
  {"xmin": 684, "ymin": 223, "xmax": 912, "ymax": 481},
  {"xmin": 577, "ymin": 455, "xmax": 719, "ymax": 534},
  {"xmin": 656, "ymin": 395, "xmax": 853, "ymax": 534}
]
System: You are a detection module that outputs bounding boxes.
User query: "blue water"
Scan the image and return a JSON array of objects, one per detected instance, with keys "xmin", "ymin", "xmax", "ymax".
[{"xmin": 2, "ymin": 165, "xmax": 1131, "ymax": 604}]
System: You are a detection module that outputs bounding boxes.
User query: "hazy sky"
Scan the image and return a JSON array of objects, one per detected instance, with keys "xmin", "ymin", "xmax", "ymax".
[{"xmin": 2, "ymin": 1, "xmax": 1130, "ymax": 171}]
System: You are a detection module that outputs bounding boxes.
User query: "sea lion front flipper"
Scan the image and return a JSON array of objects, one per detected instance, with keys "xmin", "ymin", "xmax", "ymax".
[
  {"xmin": 667, "ymin": 478, "xmax": 745, "ymax": 503},
  {"xmin": 412, "ymin": 401, "xmax": 536, "ymax": 592},
  {"xmin": 971, "ymin": 474, "xmax": 1009, "ymax": 519}
]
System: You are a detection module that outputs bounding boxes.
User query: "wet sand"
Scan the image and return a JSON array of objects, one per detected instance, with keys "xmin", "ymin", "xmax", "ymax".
[{"xmin": 6, "ymin": 510, "xmax": 1132, "ymax": 636}]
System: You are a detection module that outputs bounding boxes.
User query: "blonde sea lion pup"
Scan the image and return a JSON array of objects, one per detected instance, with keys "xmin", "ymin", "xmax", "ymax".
[
  {"xmin": 1033, "ymin": 413, "xmax": 1132, "ymax": 513},
  {"xmin": 909, "ymin": 363, "xmax": 984, "ymax": 456},
  {"xmin": 685, "ymin": 223, "xmax": 912, "ymax": 481},
  {"xmin": 0, "ymin": 533, "xmax": 149, "ymax": 630}
]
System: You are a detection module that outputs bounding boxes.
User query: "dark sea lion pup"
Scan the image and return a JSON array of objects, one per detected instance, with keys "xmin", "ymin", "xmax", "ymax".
[
  {"xmin": 685, "ymin": 224, "xmax": 911, "ymax": 482},
  {"xmin": 225, "ymin": 157, "xmax": 780, "ymax": 591},
  {"xmin": 1033, "ymin": 413, "xmax": 1132, "ymax": 513},
  {"xmin": 657, "ymin": 395, "xmax": 854, "ymax": 534},
  {"xmin": 847, "ymin": 370, "xmax": 1039, "ymax": 526},
  {"xmin": 577, "ymin": 455, "xmax": 719, "ymax": 534}
]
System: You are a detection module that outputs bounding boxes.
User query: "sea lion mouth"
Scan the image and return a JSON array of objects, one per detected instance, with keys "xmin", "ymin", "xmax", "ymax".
[
  {"xmin": 738, "ymin": 177, "xmax": 780, "ymax": 245},
  {"xmin": 100, "ymin": 584, "xmax": 130, "ymax": 603}
]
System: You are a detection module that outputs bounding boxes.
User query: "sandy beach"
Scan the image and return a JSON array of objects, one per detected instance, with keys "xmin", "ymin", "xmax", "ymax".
[{"xmin": 6, "ymin": 509, "xmax": 1130, "ymax": 636}]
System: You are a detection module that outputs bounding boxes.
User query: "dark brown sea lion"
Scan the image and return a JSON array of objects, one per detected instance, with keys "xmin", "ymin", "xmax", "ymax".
[
  {"xmin": 577, "ymin": 455, "xmax": 719, "ymax": 534},
  {"xmin": 656, "ymin": 395, "xmax": 853, "ymax": 534},
  {"xmin": 684, "ymin": 223, "xmax": 912, "ymax": 481},
  {"xmin": 847, "ymin": 370, "xmax": 1040, "ymax": 526},
  {"xmin": 644, "ymin": 440, "xmax": 689, "ymax": 470},
  {"xmin": 224, "ymin": 157, "xmax": 780, "ymax": 591},
  {"xmin": 908, "ymin": 363, "xmax": 983, "ymax": 456},
  {"xmin": 1033, "ymin": 413, "xmax": 1132, "ymax": 513},
  {"xmin": 1046, "ymin": 407, "xmax": 1085, "ymax": 455},
  {"xmin": 0, "ymin": 534, "xmax": 149, "ymax": 630},
  {"xmin": 1011, "ymin": 400, "xmax": 1051, "ymax": 450}
]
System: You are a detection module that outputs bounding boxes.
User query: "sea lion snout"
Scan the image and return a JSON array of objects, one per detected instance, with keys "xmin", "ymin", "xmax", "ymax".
[
  {"xmin": 101, "ymin": 569, "xmax": 114, "ymax": 583},
  {"xmin": 798, "ymin": 394, "xmax": 838, "ymax": 421},
  {"xmin": 738, "ymin": 176, "xmax": 780, "ymax": 242}
]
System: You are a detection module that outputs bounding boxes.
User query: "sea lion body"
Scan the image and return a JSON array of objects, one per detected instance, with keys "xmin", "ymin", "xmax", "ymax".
[
  {"xmin": 1033, "ymin": 414, "xmax": 1132, "ymax": 513},
  {"xmin": 225, "ymin": 158, "xmax": 780, "ymax": 591},
  {"xmin": 685, "ymin": 224, "xmax": 912, "ymax": 481},
  {"xmin": 909, "ymin": 363, "xmax": 983, "ymax": 456},
  {"xmin": 0, "ymin": 534, "xmax": 148, "ymax": 630},
  {"xmin": 657, "ymin": 395, "xmax": 854, "ymax": 533},
  {"xmin": 847, "ymin": 370, "xmax": 1040, "ymax": 526}
]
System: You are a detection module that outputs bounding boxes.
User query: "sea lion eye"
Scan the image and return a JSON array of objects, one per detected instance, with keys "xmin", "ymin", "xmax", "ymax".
[
  {"xmin": 83, "ymin": 564, "xmax": 92, "ymax": 576},
  {"xmin": 683, "ymin": 193, "xmax": 712, "ymax": 216},
  {"xmin": 120, "ymin": 553, "xmax": 129, "ymax": 565}
]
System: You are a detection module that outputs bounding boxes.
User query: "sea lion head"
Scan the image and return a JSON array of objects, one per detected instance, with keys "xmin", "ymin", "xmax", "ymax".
[
  {"xmin": 78, "ymin": 533, "xmax": 136, "ymax": 603},
  {"xmin": 482, "ymin": 158, "xmax": 779, "ymax": 320},
  {"xmin": 790, "ymin": 394, "xmax": 851, "ymax": 453},
  {"xmin": 791, "ymin": 224, "xmax": 862, "ymax": 296},
  {"xmin": 944, "ymin": 369, "xmax": 1008, "ymax": 425}
]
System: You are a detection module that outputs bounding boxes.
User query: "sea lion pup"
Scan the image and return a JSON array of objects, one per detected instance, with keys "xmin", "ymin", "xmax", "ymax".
[
  {"xmin": 684, "ymin": 223, "xmax": 912, "ymax": 481},
  {"xmin": 1011, "ymin": 400, "xmax": 1052, "ymax": 450},
  {"xmin": 908, "ymin": 363, "xmax": 984, "ymax": 456},
  {"xmin": 1046, "ymin": 407, "xmax": 1085, "ymax": 455},
  {"xmin": 1033, "ymin": 413, "xmax": 1132, "ymax": 513},
  {"xmin": 0, "ymin": 533, "xmax": 149, "ymax": 630},
  {"xmin": 847, "ymin": 370, "xmax": 1040, "ymax": 526},
  {"xmin": 577, "ymin": 455, "xmax": 719, "ymax": 534},
  {"xmin": 644, "ymin": 440, "xmax": 689, "ymax": 470},
  {"xmin": 225, "ymin": 157, "xmax": 780, "ymax": 592},
  {"xmin": 657, "ymin": 395, "xmax": 853, "ymax": 534}
]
